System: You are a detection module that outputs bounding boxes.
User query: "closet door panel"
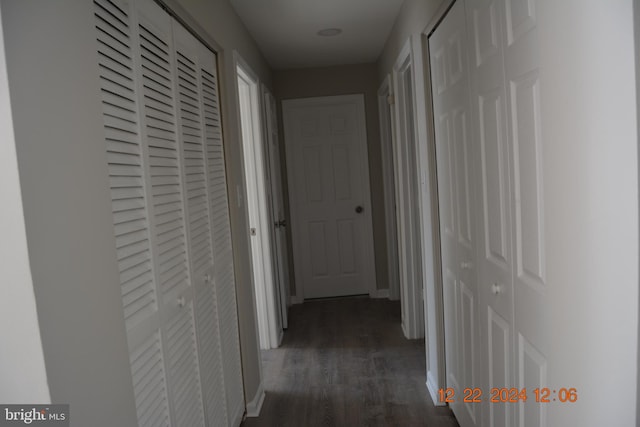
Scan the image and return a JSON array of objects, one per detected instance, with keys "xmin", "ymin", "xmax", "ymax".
[
  {"xmin": 135, "ymin": 0, "xmax": 205, "ymax": 425},
  {"xmin": 466, "ymin": 1, "xmax": 515, "ymax": 426},
  {"xmin": 93, "ymin": 0, "xmax": 172, "ymax": 425},
  {"xmin": 430, "ymin": 1, "xmax": 479, "ymax": 425},
  {"xmin": 502, "ymin": 1, "xmax": 549, "ymax": 425},
  {"xmin": 201, "ymin": 60, "xmax": 245, "ymax": 423},
  {"xmin": 173, "ymin": 22, "xmax": 230, "ymax": 427}
]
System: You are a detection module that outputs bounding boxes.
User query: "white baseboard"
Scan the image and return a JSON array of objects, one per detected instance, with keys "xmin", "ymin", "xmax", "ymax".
[
  {"xmin": 372, "ymin": 289, "xmax": 390, "ymax": 299},
  {"xmin": 426, "ymin": 372, "xmax": 445, "ymax": 406},
  {"xmin": 290, "ymin": 295, "xmax": 303, "ymax": 305},
  {"xmin": 245, "ymin": 383, "xmax": 265, "ymax": 417}
]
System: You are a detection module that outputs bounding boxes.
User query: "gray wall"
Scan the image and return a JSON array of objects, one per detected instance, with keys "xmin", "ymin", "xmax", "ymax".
[
  {"xmin": 377, "ymin": 0, "xmax": 445, "ymax": 81},
  {"xmin": 0, "ymin": 4, "xmax": 50, "ymax": 404},
  {"xmin": 273, "ymin": 63, "xmax": 388, "ymax": 296},
  {"xmin": 1, "ymin": 1, "xmax": 138, "ymax": 425}
]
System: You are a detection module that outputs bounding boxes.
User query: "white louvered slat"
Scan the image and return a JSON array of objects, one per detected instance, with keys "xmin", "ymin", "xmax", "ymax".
[
  {"xmin": 137, "ymin": 12, "xmax": 190, "ymax": 304},
  {"xmin": 94, "ymin": 0, "xmax": 158, "ymax": 338},
  {"xmin": 165, "ymin": 303, "xmax": 206, "ymax": 427},
  {"xmin": 93, "ymin": 1, "xmax": 171, "ymax": 427},
  {"xmin": 129, "ymin": 332, "xmax": 170, "ymax": 427}
]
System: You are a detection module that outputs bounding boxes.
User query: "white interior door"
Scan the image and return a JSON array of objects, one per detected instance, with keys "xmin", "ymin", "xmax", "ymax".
[
  {"xmin": 263, "ymin": 87, "xmax": 290, "ymax": 328},
  {"xmin": 283, "ymin": 95, "xmax": 376, "ymax": 300},
  {"xmin": 429, "ymin": 1, "xmax": 479, "ymax": 426}
]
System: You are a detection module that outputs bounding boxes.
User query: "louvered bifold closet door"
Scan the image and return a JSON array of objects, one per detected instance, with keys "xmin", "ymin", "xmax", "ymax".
[
  {"xmin": 200, "ymin": 47, "xmax": 245, "ymax": 424},
  {"xmin": 172, "ymin": 23, "xmax": 229, "ymax": 427},
  {"xmin": 96, "ymin": 0, "xmax": 242, "ymax": 425},
  {"xmin": 94, "ymin": 1, "xmax": 172, "ymax": 426},
  {"xmin": 134, "ymin": 0, "xmax": 206, "ymax": 426}
]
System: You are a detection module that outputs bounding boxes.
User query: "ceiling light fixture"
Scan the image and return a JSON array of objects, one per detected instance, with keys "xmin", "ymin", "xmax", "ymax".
[{"xmin": 317, "ymin": 28, "xmax": 342, "ymax": 37}]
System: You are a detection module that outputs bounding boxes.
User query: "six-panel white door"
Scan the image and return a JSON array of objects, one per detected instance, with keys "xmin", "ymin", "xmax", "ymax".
[{"xmin": 283, "ymin": 95, "xmax": 376, "ymax": 299}]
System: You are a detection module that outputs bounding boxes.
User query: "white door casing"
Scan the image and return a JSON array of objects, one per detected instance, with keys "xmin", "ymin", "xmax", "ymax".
[
  {"xmin": 378, "ymin": 76, "xmax": 401, "ymax": 302},
  {"xmin": 262, "ymin": 86, "xmax": 290, "ymax": 329},
  {"xmin": 393, "ymin": 41, "xmax": 425, "ymax": 339},
  {"xmin": 235, "ymin": 56, "xmax": 282, "ymax": 350},
  {"xmin": 283, "ymin": 95, "xmax": 376, "ymax": 300},
  {"xmin": 429, "ymin": 1, "xmax": 479, "ymax": 425}
]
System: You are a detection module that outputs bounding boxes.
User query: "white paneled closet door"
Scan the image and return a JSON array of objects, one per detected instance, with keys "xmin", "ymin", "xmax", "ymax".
[
  {"xmin": 94, "ymin": 0, "xmax": 242, "ymax": 425},
  {"xmin": 430, "ymin": 1, "xmax": 548, "ymax": 426},
  {"xmin": 429, "ymin": 1, "xmax": 478, "ymax": 425}
]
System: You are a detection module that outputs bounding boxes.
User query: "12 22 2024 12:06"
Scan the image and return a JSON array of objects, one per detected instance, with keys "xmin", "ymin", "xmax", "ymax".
[{"xmin": 438, "ymin": 387, "xmax": 578, "ymax": 403}]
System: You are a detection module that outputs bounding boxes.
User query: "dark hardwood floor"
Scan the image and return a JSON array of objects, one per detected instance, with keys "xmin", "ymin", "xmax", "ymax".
[{"xmin": 241, "ymin": 296, "xmax": 459, "ymax": 427}]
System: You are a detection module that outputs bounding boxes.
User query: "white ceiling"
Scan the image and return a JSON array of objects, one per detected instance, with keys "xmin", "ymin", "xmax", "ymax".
[{"xmin": 229, "ymin": 0, "xmax": 405, "ymax": 70}]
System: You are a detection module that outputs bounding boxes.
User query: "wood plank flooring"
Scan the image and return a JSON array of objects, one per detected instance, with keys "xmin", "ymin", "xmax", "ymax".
[{"xmin": 241, "ymin": 296, "xmax": 459, "ymax": 427}]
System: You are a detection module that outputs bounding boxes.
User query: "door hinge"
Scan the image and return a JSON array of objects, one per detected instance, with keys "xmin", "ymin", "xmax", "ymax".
[{"xmin": 250, "ymin": 227, "xmax": 257, "ymax": 236}]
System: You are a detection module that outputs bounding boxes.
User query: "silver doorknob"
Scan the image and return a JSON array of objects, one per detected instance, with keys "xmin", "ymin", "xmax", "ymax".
[{"xmin": 355, "ymin": 206, "xmax": 364, "ymax": 214}]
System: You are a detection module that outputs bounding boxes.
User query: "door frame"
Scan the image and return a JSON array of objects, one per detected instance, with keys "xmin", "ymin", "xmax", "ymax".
[
  {"xmin": 392, "ymin": 40, "xmax": 425, "ymax": 340},
  {"xmin": 377, "ymin": 75, "xmax": 401, "ymax": 302},
  {"xmin": 417, "ymin": 0, "xmax": 464, "ymax": 406},
  {"xmin": 261, "ymin": 83, "xmax": 290, "ymax": 329},
  {"xmin": 234, "ymin": 52, "xmax": 282, "ymax": 349},
  {"xmin": 282, "ymin": 94, "xmax": 377, "ymax": 300}
]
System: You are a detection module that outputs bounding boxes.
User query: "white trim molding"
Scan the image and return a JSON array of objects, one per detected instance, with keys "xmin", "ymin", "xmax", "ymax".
[
  {"xmin": 372, "ymin": 289, "xmax": 390, "ymax": 299},
  {"xmin": 416, "ymin": 0, "xmax": 456, "ymax": 406},
  {"xmin": 392, "ymin": 39, "xmax": 425, "ymax": 340},
  {"xmin": 290, "ymin": 295, "xmax": 304, "ymax": 305},
  {"xmin": 245, "ymin": 382, "xmax": 266, "ymax": 418},
  {"xmin": 378, "ymin": 75, "xmax": 401, "ymax": 302},
  {"xmin": 234, "ymin": 51, "xmax": 282, "ymax": 350}
]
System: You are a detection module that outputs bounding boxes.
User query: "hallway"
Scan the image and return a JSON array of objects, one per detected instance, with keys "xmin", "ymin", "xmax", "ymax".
[{"xmin": 242, "ymin": 298, "xmax": 459, "ymax": 426}]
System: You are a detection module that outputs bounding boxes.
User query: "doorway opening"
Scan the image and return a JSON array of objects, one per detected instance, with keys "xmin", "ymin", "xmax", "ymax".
[{"xmin": 235, "ymin": 54, "xmax": 283, "ymax": 349}]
